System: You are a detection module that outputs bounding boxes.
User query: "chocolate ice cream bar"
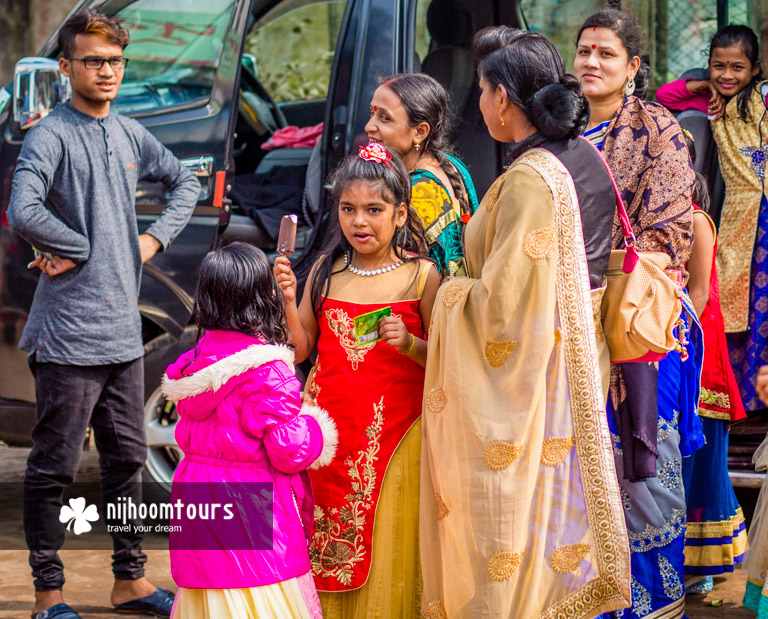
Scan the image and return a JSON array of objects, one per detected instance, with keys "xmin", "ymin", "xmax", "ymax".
[{"xmin": 277, "ymin": 214, "xmax": 298, "ymax": 256}]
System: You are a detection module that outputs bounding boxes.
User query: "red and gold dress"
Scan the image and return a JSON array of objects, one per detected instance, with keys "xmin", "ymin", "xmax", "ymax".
[
  {"xmin": 305, "ymin": 257, "xmax": 433, "ymax": 618},
  {"xmin": 695, "ymin": 206, "xmax": 746, "ymax": 423}
]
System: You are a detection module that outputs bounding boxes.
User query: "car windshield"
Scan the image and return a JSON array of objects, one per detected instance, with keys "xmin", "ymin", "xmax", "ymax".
[{"xmin": 102, "ymin": 0, "xmax": 237, "ymax": 115}]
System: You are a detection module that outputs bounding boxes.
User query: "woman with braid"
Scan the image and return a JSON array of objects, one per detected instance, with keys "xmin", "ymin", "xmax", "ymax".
[{"xmin": 366, "ymin": 73, "xmax": 479, "ymax": 276}]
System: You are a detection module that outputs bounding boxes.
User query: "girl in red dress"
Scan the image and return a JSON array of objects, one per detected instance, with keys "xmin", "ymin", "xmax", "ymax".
[
  {"xmin": 682, "ymin": 132, "xmax": 747, "ymax": 593},
  {"xmin": 274, "ymin": 143, "xmax": 440, "ymax": 618}
]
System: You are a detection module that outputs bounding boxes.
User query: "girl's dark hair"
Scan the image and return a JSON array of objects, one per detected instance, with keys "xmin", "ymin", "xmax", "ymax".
[
  {"xmin": 380, "ymin": 73, "xmax": 472, "ymax": 215},
  {"xmin": 473, "ymin": 27, "xmax": 589, "ymax": 140},
  {"xmin": 709, "ymin": 25, "xmax": 762, "ymax": 121},
  {"xmin": 682, "ymin": 130, "xmax": 711, "ymax": 212},
  {"xmin": 192, "ymin": 242, "xmax": 289, "ymax": 346},
  {"xmin": 310, "ymin": 147, "xmax": 427, "ymax": 312},
  {"xmin": 576, "ymin": 9, "xmax": 651, "ymax": 99}
]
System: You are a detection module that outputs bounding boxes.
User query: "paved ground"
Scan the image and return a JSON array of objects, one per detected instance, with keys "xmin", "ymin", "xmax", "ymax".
[
  {"xmin": 0, "ymin": 446, "xmax": 175, "ymax": 618},
  {"xmin": 0, "ymin": 443, "xmax": 760, "ymax": 618}
]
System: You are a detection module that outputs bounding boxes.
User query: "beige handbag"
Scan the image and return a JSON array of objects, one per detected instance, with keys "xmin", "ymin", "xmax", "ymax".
[{"xmin": 583, "ymin": 138, "xmax": 684, "ymax": 363}]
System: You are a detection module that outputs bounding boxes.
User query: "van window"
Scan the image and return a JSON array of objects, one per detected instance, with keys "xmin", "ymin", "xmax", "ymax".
[
  {"xmin": 413, "ymin": 0, "xmax": 432, "ymax": 66},
  {"xmin": 244, "ymin": 0, "xmax": 347, "ymax": 103},
  {"xmin": 106, "ymin": 0, "xmax": 237, "ymax": 115},
  {"xmin": 519, "ymin": 0, "xmax": 601, "ymax": 70}
]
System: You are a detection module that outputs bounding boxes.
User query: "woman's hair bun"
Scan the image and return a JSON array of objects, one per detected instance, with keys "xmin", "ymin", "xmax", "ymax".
[{"xmin": 525, "ymin": 75, "xmax": 589, "ymax": 140}]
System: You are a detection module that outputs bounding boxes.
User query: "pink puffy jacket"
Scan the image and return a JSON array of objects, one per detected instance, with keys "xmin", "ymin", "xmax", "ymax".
[{"xmin": 161, "ymin": 330, "xmax": 337, "ymax": 589}]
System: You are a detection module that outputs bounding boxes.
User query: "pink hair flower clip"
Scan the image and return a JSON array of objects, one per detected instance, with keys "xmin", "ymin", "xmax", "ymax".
[{"xmin": 359, "ymin": 142, "xmax": 393, "ymax": 168}]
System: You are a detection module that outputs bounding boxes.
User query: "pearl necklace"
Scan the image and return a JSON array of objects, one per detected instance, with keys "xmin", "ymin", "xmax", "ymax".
[{"xmin": 345, "ymin": 253, "xmax": 404, "ymax": 277}]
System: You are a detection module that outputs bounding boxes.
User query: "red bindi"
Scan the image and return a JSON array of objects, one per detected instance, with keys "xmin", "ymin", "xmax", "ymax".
[
  {"xmin": 593, "ymin": 26, "xmax": 596, "ymax": 31},
  {"xmin": 592, "ymin": 44, "xmax": 596, "ymax": 49},
  {"xmin": 373, "ymin": 105, "xmax": 377, "ymax": 112}
]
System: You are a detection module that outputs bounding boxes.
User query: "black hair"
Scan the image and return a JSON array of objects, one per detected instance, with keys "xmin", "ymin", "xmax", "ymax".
[
  {"xmin": 310, "ymin": 147, "xmax": 427, "ymax": 312},
  {"xmin": 682, "ymin": 130, "xmax": 711, "ymax": 212},
  {"xmin": 709, "ymin": 25, "xmax": 762, "ymax": 121},
  {"xmin": 192, "ymin": 242, "xmax": 290, "ymax": 346},
  {"xmin": 576, "ymin": 9, "xmax": 651, "ymax": 100},
  {"xmin": 380, "ymin": 73, "xmax": 471, "ymax": 215},
  {"xmin": 473, "ymin": 27, "xmax": 589, "ymax": 140}
]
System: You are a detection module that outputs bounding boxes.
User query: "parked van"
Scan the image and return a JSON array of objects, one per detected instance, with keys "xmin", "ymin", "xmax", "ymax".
[{"xmin": 0, "ymin": 0, "xmax": 765, "ymax": 498}]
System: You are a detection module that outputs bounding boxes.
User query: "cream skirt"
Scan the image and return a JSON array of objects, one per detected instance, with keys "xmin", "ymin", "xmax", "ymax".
[{"xmin": 171, "ymin": 571, "xmax": 322, "ymax": 619}]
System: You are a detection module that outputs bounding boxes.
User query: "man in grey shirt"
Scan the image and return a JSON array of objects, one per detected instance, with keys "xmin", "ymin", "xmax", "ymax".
[{"xmin": 7, "ymin": 11, "xmax": 199, "ymax": 619}]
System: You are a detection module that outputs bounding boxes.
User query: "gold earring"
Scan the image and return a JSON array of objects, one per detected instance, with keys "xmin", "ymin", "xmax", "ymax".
[
  {"xmin": 623, "ymin": 76, "xmax": 636, "ymax": 97},
  {"xmin": 499, "ymin": 113, "xmax": 505, "ymax": 126},
  {"xmin": 414, "ymin": 141, "xmax": 420, "ymax": 152}
]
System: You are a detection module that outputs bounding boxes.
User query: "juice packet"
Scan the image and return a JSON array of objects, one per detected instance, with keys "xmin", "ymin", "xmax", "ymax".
[{"xmin": 353, "ymin": 306, "xmax": 391, "ymax": 347}]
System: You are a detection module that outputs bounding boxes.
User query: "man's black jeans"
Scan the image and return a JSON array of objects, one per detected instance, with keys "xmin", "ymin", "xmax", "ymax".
[{"xmin": 24, "ymin": 356, "xmax": 148, "ymax": 591}]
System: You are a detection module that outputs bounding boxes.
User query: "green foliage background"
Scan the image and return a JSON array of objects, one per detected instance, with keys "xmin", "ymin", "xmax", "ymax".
[{"xmin": 244, "ymin": 2, "xmax": 346, "ymax": 102}]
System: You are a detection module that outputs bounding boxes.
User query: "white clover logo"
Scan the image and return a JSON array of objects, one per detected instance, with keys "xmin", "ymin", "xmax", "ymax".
[{"xmin": 59, "ymin": 497, "xmax": 99, "ymax": 535}]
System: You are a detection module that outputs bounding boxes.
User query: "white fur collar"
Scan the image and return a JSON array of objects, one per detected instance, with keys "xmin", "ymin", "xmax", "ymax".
[{"xmin": 161, "ymin": 344, "xmax": 295, "ymax": 402}]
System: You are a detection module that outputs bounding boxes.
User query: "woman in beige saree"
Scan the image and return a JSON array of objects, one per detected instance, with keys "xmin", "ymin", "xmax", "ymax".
[{"xmin": 419, "ymin": 28, "xmax": 631, "ymax": 619}]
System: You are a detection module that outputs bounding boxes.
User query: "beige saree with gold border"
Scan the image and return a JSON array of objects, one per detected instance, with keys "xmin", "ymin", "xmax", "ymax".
[{"xmin": 420, "ymin": 148, "xmax": 631, "ymax": 618}]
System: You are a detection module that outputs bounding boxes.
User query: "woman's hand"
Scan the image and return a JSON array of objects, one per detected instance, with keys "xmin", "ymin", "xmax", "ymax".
[
  {"xmin": 273, "ymin": 256, "xmax": 297, "ymax": 304},
  {"xmin": 757, "ymin": 366, "xmax": 768, "ymax": 405},
  {"xmin": 379, "ymin": 315, "xmax": 412, "ymax": 353}
]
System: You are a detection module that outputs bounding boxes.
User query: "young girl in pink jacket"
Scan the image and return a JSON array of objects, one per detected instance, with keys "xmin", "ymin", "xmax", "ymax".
[{"xmin": 161, "ymin": 242, "xmax": 337, "ymax": 619}]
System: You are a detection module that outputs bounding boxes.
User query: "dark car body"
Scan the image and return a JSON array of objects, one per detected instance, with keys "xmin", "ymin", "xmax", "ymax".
[{"xmin": 0, "ymin": 0, "xmax": 764, "ymax": 498}]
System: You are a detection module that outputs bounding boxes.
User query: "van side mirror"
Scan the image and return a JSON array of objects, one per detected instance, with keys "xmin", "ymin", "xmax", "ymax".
[{"xmin": 13, "ymin": 57, "xmax": 69, "ymax": 130}]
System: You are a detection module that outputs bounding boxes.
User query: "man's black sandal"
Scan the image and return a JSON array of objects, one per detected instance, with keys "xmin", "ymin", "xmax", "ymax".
[
  {"xmin": 113, "ymin": 587, "xmax": 175, "ymax": 618},
  {"xmin": 31, "ymin": 603, "xmax": 82, "ymax": 619}
]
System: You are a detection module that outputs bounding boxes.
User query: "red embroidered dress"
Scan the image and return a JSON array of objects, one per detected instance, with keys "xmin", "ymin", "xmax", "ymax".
[
  {"xmin": 695, "ymin": 207, "xmax": 746, "ymax": 422},
  {"xmin": 305, "ymin": 258, "xmax": 431, "ymax": 593}
]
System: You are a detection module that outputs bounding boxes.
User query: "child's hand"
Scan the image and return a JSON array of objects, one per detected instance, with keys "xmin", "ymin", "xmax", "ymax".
[
  {"xmin": 686, "ymin": 79, "xmax": 712, "ymax": 94},
  {"xmin": 273, "ymin": 256, "xmax": 297, "ymax": 304},
  {"xmin": 379, "ymin": 315, "xmax": 412, "ymax": 354},
  {"xmin": 757, "ymin": 366, "xmax": 768, "ymax": 405},
  {"xmin": 685, "ymin": 80, "xmax": 712, "ymax": 94},
  {"xmin": 707, "ymin": 85, "xmax": 725, "ymax": 121}
]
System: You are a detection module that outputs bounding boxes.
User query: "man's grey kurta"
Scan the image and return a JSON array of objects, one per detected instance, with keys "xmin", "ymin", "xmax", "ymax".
[{"xmin": 8, "ymin": 102, "xmax": 200, "ymax": 365}]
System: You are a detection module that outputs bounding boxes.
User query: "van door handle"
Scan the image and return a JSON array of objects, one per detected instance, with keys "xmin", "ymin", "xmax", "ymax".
[{"xmin": 181, "ymin": 155, "xmax": 214, "ymax": 177}]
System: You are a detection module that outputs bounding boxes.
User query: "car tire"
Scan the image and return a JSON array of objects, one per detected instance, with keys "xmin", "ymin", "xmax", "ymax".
[{"xmin": 141, "ymin": 326, "xmax": 197, "ymax": 501}]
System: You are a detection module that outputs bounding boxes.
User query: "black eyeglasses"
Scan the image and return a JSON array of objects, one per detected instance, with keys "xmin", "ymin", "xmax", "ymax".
[{"xmin": 67, "ymin": 56, "xmax": 129, "ymax": 70}]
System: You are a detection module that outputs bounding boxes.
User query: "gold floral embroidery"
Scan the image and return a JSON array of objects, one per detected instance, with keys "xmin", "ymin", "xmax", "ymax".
[
  {"xmin": 442, "ymin": 281, "xmax": 467, "ymax": 308},
  {"xmin": 304, "ymin": 361, "xmax": 321, "ymax": 404},
  {"xmin": 484, "ymin": 177, "xmax": 504, "ymax": 212},
  {"xmin": 523, "ymin": 225, "xmax": 557, "ymax": 260},
  {"xmin": 325, "ymin": 308, "xmax": 375, "ymax": 370},
  {"xmin": 591, "ymin": 287, "xmax": 605, "ymax": 341},
  {"xmin": 310, "ymin": 397, "xmax": 384, "ymax": 586},
  {"xmin": 551, "ymin": 543, "xmax": 591, "ymax": 575},
  {"xmin": 700, "ymin": 387, "xmax": 731, "ymax": 410},
  {"xmin": 517, "ymin": 150, "xmax": 631, "ymax": 618},
  {"xmin": 485, "ymin": 441, "xmax": 523, "ymax": 471},
  {"xmin": 488, "ymin": 551, "xmax": 524, "ymax": 581},
  {"xmin": 554, "ymin": 328, "xmax": 562, "ymax": 344},
  {"xmin": 423, "ymin": 601, "xmax": 448, "ymax": 619},
  {"xmin": 425, "ymin": 387, "xmax": 447, "ymax": 414},
  {"xmin": 541, "ymin": 436, "xmax": 575, "ymax": 466},
  {"xmin": 485, "ymin": 340, "xmax": 517, "ymax": 368},
  {"xmin": 435, "ymin": 493, "xmax": 449, "ymax": 520}
]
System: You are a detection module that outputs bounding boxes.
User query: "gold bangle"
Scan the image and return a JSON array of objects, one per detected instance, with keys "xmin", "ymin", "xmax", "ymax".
[{"xmin": 403, "ymin": 333, "xmax": 416, "ymax": 355}]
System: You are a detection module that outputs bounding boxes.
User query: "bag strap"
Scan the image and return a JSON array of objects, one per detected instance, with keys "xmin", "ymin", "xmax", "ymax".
[{"xmin": 579, "ymin": 136, "xmax": 639, "ymax": 273}]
